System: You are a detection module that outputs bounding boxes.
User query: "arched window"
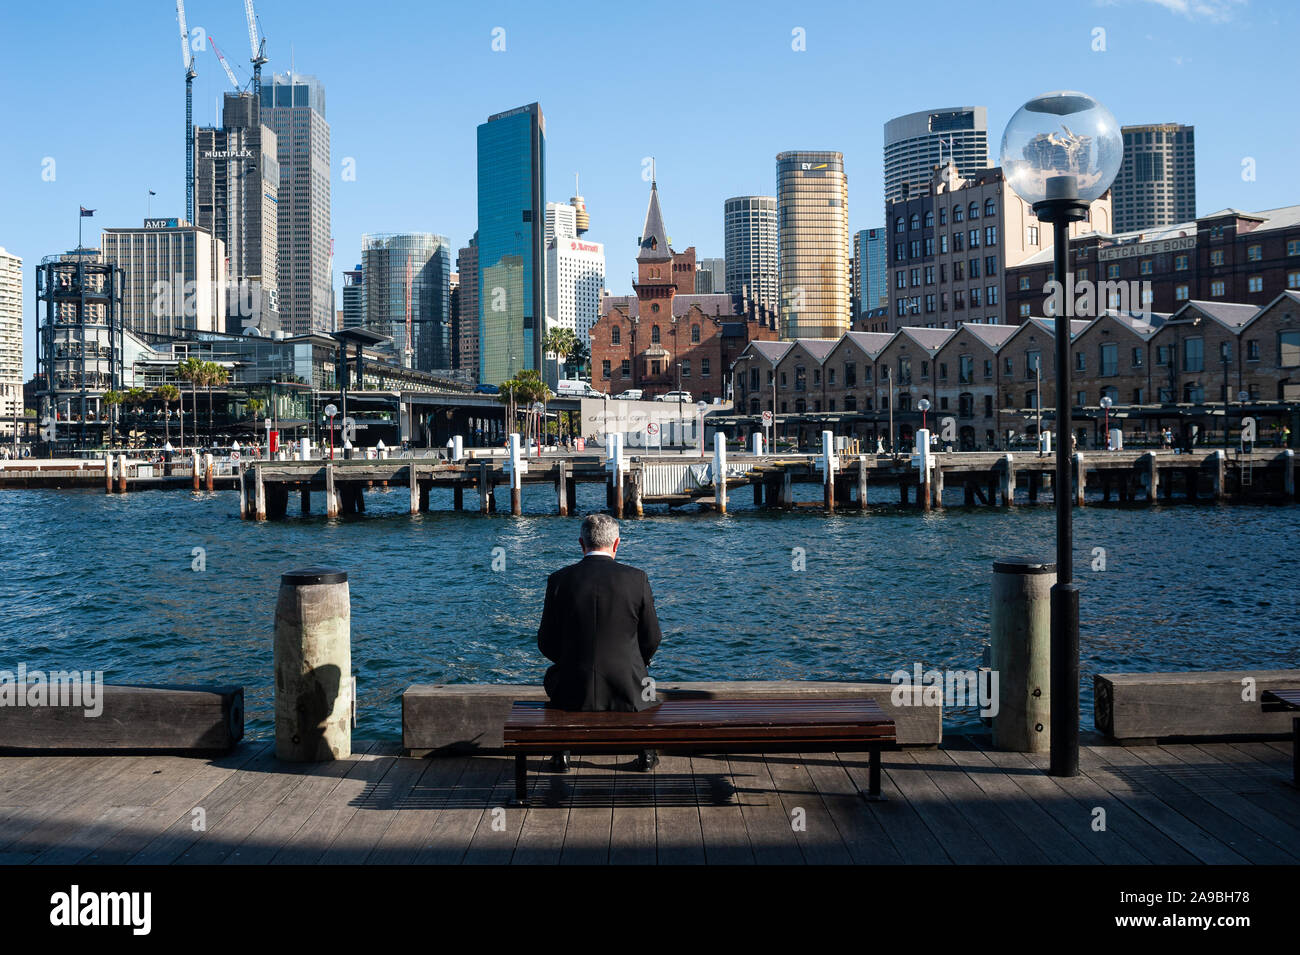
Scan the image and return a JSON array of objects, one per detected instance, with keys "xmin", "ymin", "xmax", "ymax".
[
  {"xmin": 968, "ymin": 202, "xmax": 979, "ymax": 220},
  {"xmin": 909, "ymin": 214, "xmax": 920, "ymax": 230},
  {"xmin": 691, "ymin": 324, "xmax": 700, "ymax": 343},
  {"xmin": 923, "ymin": 210, "xmax": 934, "ymax": 227},
  {"xmin": 953, "ymin": 205, "xmax": 964, "ymax": 223},
  {"xmin": 895, "ymin": 216, "xmax": 905, "ymax": 233},
  {"xmin": 651, "ymin": 325, "xmax": 660, "ymax": 344},
  {"xmin": 650, "ymin": 303, "xmax": 659, "ymax": 313},
  {"xmin": 984, "ymin": 198, "xmax": 996, "ymax": 217},
  {"xmin": 939, "ymin": 207, "xmax": 948, "ymax": 225},
  {"xmin": 610, "ymin": 326, "xmax": 621, "ymax": 345}
]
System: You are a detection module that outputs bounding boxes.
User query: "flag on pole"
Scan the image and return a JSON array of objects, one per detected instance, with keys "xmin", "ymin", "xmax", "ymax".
[{"xmin": 79, "ymin": 206, "xmax": 95, "ymax": 216}]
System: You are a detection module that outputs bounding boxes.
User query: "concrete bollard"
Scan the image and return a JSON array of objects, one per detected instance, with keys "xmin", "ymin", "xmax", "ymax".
[
  {"xmin": 750, "ymin": 432, "xmax": 764, "ymax": 455},
  {"xmin": 991, "ymin": 559, "xmax": 1056, "ymax": 753},
  {"xmin": 714, "ymin": 431, "xmax": 727, "ymax": 515},
  {"xmin": 857, "ymin": 454, "xmax": 868, "ymax": 510},
  {"xmin": 452, "ymin": 435, "xmax": 463, "ymax": 462},
  {"xmin": 116, "ymin": 454, "xmax": 128, "ymax": 494},
  {"xmin": 192, "ymin": 450, "xmax": 201, "ymax": 491},
  {"xmin": 204, "ymin": 453, "xmax": 214, "ymax": 492},
  {"xmin": 274, "ymin": 568, "xmax": 352, "ymax": 761},
  {"xmin": 508, "ymin": 433, "xmax": 523, "ymax": 516},
  {"xmin": 105, "ymin": 454, "xmax": 114, "ymax": 494},
  {"xmin": 822, "ymin": 430, "xmax": 835, "ymax": 512}
]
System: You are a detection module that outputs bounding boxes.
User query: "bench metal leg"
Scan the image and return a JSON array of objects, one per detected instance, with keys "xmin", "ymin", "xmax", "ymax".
[
  {"xmin": 866, "ymin": 748, "xmax": 883, "ymax": 799},
  {"xmin": 511, "ymin": 754, "xmax": 529, "ymax": 806}
]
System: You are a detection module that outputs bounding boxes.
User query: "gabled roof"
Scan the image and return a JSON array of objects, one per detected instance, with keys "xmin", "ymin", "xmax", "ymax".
[
  {"xmin": 1016, "ymin": 317, "xmax": 1091, "ymax": 340},
  {"xmin": 637, "ymin": 182, "xmax": 672, "ymax": 263},
  {"xmin": 842, "ymin": 331, "xmax": 894, "ymax": 358},
  {"xmin": 789, "ymin": 338, "xmax": 839, "ymax": 364},
  {"xmin": 743, "ymin": 339, "xmax": 795, "ymax": 364},
  {"xmin": 1171, "ymin": 300, "xmax": 1259, "ymax": 331},
  {"xmin": 894, "ymin": 326, "xmax": 956, "ymax": 354},
  {"xmin": 956, "ymin": 322, "xmax": 1019, "ymax": 350}
]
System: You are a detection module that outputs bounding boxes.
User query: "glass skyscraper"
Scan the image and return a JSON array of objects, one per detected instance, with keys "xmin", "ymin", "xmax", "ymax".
[
  {"xmin": 477, "ymin": 103, "xmax": 546, "ymax": 385},
  {"xmin": 776, "ymin": 151, "xmax": 849, "ymax": 339},
  {"xmin": 361, "ymin": 234, "xmax": 452, "ymax": 371},
  {"xmin": 853, "ymin": 228, "xmax": 889, "ymax": 315}
]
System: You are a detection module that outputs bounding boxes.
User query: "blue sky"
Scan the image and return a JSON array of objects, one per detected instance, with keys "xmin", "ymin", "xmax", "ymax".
[{"xmin": 1, "ymin": 0, "xmax": 1294, "ymax": 374}]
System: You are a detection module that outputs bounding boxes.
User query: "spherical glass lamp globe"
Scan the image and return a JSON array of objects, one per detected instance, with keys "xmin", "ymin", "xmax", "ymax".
[{"xmin": 999, "ymin": 91, "xmax": 1122, "ymax": 207}]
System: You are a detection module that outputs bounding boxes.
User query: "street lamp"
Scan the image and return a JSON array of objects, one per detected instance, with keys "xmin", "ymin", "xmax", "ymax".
[
  {"xmin": 917, "ymin": 397, "xmax": 931, "ymax": 437},
  {"xmin": 1001, "ymin": 90, "xmax": 1122, "ymax": 778},
  {"xmin": 1100, "ymin": 395, "xmax": 1113, "ymax": 449}
]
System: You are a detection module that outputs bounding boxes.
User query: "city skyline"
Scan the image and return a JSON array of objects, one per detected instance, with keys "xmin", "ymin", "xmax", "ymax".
[{"xmin": 1, "ymin": 0, "xmax": 1296, "ymax": 374}]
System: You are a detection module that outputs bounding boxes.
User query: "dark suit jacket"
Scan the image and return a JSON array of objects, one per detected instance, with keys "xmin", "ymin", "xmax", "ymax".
[{"xmin": 537, "ymin": 553, "xmax": 663, "ymax": 712}]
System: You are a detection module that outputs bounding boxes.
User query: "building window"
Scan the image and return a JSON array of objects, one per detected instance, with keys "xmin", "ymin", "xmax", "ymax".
[
  {"xmin": 681, "ymin": 360, "xmax": 690, "ymax": 377},
  {"xmin": 954, "ymin": 290, "xmax": 966, "ymax": 309},
  {"xmin": 895, "ymin": 216, "xmax": 905, "ymax": 233},
  {"xmin": 1075, "ymin": 351, "xmax": 1086, "ymax": 372},
  {"xmin": 910, "ymin": 214, "xmax": 920, "ymax": 230},
  {"xmin": 896, "ymin": 270, "xmax": 906, "ymax": 290},
  {"xmin": 987, "ymin": 285, "xmax": 998, "ymax": 305},
  {"xmin": 1211, "ymin": 280, "xmax": 1225, "ymax": 297},
  {"xmin": 1183, "ymin": 337, "xmax": 1204, "ymax": 372},
  {"xmin": 844, "ymin": 362, "xmax": 856, "ymax": 386},
  {"xmin": 1288, "ymin": 271, "xmax": 1300, "ymax": 289},
  {"xmin": 651, "ymin": 325, "xmax": 660, "ymax": 344},
  {"xmin": 1027, "ymin": 225, "xmax": 1039, "ymax": 245},
  {"xmin": 611, "ymin": 326, "xmax": 621, "ymax": 345},
  {"xmin": 968, "ymin": 202, "xmax": 979, "ymax": 220},
  {"xmin": 969, "ymin": 229, "xmax": 980, "ymax": 249},
  {"xmin": 1139, "ymin": 259, "xmax": 1153, "ymax": 275},
  {"xmin": 1019, "ymin": 303, "xmax": 1031, "ymax": 318},
  {"xmin": 1100, "ymin": 343, "xmax": 1118, "ymax": 376},
  {"xmin": 1248, "ymin": 276, "xmax": 1263, "ymax": 293},
  {"xmin": 985, "ymin": 255, "xmax": 997, "ymax": 275},
  {"xmin": 939, "ymin": 207, "xmax": 948, "ymax": 225},
  {"xmin": 970, "ymin": 258, "xmax": 981, "ymax": 279},
  {"xmin": 939, "ymin": 234, "xmax": 949, "ymax": 254},
  {"xmin": 954, "ymin": 262, "xmax": 965, "ymax": 281},
  {"xmin": 971, "ymin": 288, "xmax": 982, "ymax": 307},
  {"xmin": 925, "ymin": 294, "xmax": 936, "ymax": 313},
  {"xmin": 958, "ymin": 355, "xmax": 973, "ymax": 384},
  {"xmin": 1132, "ymin": 346, "xmax": 1143, "ymax": 368},
  {"xmin": 1018, "ymin": 276, "xmax": 1031, "ymax": 291},
  {"xmin": 691, "ymin": 324, "xmax": 701, "ymax": 343},
  {"xmin": 924, "ymin": 266, "xmax": 935, "ymax": 285},
  {"xmin": 954, "ymin": 205, "xmax": 964, "ymax": 223},
  {"xmin": 984, "ymin": 198, "xmax": 996, "ymax": 217},
  {"xmin": 1174, "ymin": 254, "xmax": 1189, "ymax": 271},
  {"xmin": 938, "ymin": 361, "xmax": 948, "ymax": 381},
  {"xmin": 1282, "ymin": 331, "xmax": 1300, "ymax": 367},
  {"xmin": 1107, "ymin": 263, "xmax": 1121, "ymax": 280},
  {"xmin": 1288, "ymin": 239, "xmax": 1300, "ymax": 256},
  {"xmin": 1026, "ymin": 351, "xmax": 1040, "ymax": 377},
  {"xmin": 985, "ymin": 226, "xmax": 997, "ymax": 246},
  {"xmin": 911, "ymin": 268, "xmax": 921, "ymax": 287},
  {"xmin": 602, "ymin": 360, "xmax": 611, "ymax": 378},
  {"xmin": 621, "ymin": 359, "xmax": 631, "ymax": 376},
  {"xmin": 1247, "ymin": 244, "xmax": 1262, "ymax": 262},
  {"xmin": 1210, "ymin": 250, "xmax": 1225, "ymax": 266},
  {"xmin": 910, "ymin": 240, "xmax": 921, "ymax": 258},
  {"xmin": 1175, "ymin": 284, "xmax": 1189, "ymax": 301}
]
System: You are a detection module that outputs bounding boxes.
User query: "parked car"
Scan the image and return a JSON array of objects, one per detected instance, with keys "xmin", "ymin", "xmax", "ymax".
[
  {"xmin": 472, "ymin": 383, "xmax": 499, "ymax": 394},
  {"xmin": 656, "ymin": 390, "xmax": 693, "ymax": 403},
  {"xmin": 614, "ymin": 389, "xmax": 644, "ymax": 401}
]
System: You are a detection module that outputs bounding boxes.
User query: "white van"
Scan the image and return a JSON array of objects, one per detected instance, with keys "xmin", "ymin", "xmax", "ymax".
[{"xmin": 556, "ymin": 379, "xmax": 591, "ymax": 397}]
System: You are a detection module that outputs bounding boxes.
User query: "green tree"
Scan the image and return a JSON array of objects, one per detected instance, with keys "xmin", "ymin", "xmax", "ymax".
[
  {"xmin": 155, "ymin": 384, "xmax": 180, "ymax": 446},
  {"xmin": 176, "ymin": 357, "xmax": 204, "ymax": 451},
  {"xmin": 544, "ymin": 327, "xmax": 577, "ymax": 379},
  {"xmin": 102, "ymin": 390, "xmax": 124, "ymax": 448},
  {"xmin": 567, "ymin": 337, "xmax": 590, "ymax": 379},
  {"xmin": 202, "ymin": 362, "xmax": 229, "ymax": 443}
]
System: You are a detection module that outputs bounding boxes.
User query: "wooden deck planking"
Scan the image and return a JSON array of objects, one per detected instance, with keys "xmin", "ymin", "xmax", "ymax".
[{"xmin": 1, "ymin": 738, "xmax": 1295, "ymax": 864}]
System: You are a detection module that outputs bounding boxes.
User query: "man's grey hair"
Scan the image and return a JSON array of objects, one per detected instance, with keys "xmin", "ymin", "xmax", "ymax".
[{"xmin": 580, "ymin": 513, "xmax": 620, "ymax": 551}]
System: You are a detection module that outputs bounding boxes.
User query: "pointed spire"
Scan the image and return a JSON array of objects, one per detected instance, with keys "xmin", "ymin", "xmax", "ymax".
[{"xmin": 638, "ymin": 178, "xmax": 671, "ymax": 263}]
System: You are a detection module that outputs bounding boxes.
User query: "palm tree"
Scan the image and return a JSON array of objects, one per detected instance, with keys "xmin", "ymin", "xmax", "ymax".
[
  {"xmin": 176, "ymin": 358, "xmax": 203, "ymax": 451},
  {"xmin": 155, "ymin": 385, "xmax": 180, "ymax": 446},
  {"xmin": 102, "ymin": 390, "xmax": 124, "ymax": 448},
  {"xmin": 543, "ymin": 327, "xmax": 577, "ymax": 380},
  {"xmin": 203, "ymin": 362, "xmax": 229, "ymax": 444}
]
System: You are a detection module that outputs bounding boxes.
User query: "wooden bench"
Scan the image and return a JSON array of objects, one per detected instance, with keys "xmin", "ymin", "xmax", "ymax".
[
  {"xmin": 1261, "ymin": 689, "xmax": 1300, "ymax": 784},
  {"xmin": 502, "ymin": 698, "xmax": 896, "ymax": 806}
]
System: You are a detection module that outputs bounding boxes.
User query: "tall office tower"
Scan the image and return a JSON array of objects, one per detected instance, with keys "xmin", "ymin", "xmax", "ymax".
[
  {"xmin": 776, "ymin": 152, "xmax": 850, "ymax": 339},
  {"xmin": 884, "ymin": 107, "xmax": 988, "ymax": 202},
  {"xmin": 195, "ymin": 91, "xmax": 280, "ymax": 334},
  {"xmin": 477, "ymin": 103, "xmax": 545, "ymax": 384},
  {"xmin": 0, "ymin": 247, "xmax": 20, "ymax": 425},
  {"xmin": 342, "ymin": 264, "xmax": 364, "ymax": 329},
  {"xmin": 456, "ymin": 236, "xmax": 479, "ymax": 379},
  {"xmin": 724, "ymin": 195, "xmax": 778, "ymax": 311},
  {"xmin": 546, "ymin": 202, "xmax": 578, "ymax": 241},
  {"xmin": 853, "ymin": 228, "xmax": 889, "ymax": 315},
  {"xmin": 259, "ymin": 74, "xmax": 332, "ymax": 337},
  {"xmin": 546, "ymin": 230, "xmax": 605, "ymax": 343},
  {"xmin": 695, "ymin": 257, "xmax": 725, "ymax": 294},
  {"xmin": 569, "ymin": 184, "xmax": 589, "ymax": 236},
  {"xmin": 100, "ymin": 219, "xmax": 227, "ymax": 337},
  {"xmin": 361, "ymin": 233, "xmax": 453, "ymax": 371},
  {"xmin": 448, "ymin": 271, "xmax": 460, "ymax": 369},
  {"xmin": 1113, "ymin": 123, "xmax": 1196, "ymax": 233}
]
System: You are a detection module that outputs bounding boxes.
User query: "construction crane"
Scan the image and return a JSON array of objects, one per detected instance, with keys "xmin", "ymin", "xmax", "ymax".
[
  {"xmin": 176, "ymin": 0, "xmax": 196, "ymax": 223},
  {"xmin": 244, "ymin": 0, "xmax": 268, "ymax": 97},
  {"xmin": 210, "ymin": 37, "xmax": 241, "ymax": 89}
]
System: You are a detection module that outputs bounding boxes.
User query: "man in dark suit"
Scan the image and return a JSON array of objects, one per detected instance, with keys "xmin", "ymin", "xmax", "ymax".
[{"xmin": 537, "ymin": 513, "xmax": 662, "ymax": 771}]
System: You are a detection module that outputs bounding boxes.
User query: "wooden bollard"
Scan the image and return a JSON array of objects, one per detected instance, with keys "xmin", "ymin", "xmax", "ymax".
[
  {"xmin": 255, "ymin": 466, "xmax": 267, "ymax": 520},
  {"xmin": 1210, "ymin": 450, "xmax": 1225, "ymax": 500},
  {"xmin": 479, "ymin": 462, "xmax": 490, "ymax": 514},
  {"xmin": 781, "ymin": 470, "xmax": 793, "ymax": 507},
  {"xmin": 558, "ymin": 461, "xmax": 569, "ymax": 516},
  {"xmin": 409, "ymin": 462, "xmax": 419, "ymax": 515},
  {"xmin": 713, "ymin": 432, "xmax": 727, "ymax": 515},
  {"xmin": 104, "ymin": 453, "xmax": 114, "ymax": 494},
  {"xmin": 204, "ymin": 453, "xmax": 214, "ymax": 492},
  {"xmin": 508, "ymin": 434, "xmax": 523, "ymax": 516},
  {"xmin": 117, "ymin": 454, "xmax": 128, "ymax": 494},
  {"xmin": 192, "ymin": 451, "xmax": 201, "ymax": 491},
  {"xmin": 238, "ymin": 465, "xmax": 247, "ymax": 519},
  {"xmin": 932, "ymin": 463, "xmax": 944, "ymax": 508},
  {"xmin": 274, "ymin": 568, "xmax": 352, "ymax": 761},
  {"xmin": 857, "ymin": 455, "xmax": 868, "ymax": 510},
  {"xmin": 1285, "ymin": 449, "xmax": 1296, "ymax": 499},
  {"xmin": 325, "ymin": 463, "xmax": 339, "ymax": 517},
  {"xmin": 821, "ymin": 431, "xmax": 834, "ymax": 513},
  {"xmin": 1073, "ymin": 452, "xmax": 1085, "ymax": 506},
  {"xmin": 1000, "ymin": 453, "xmax": 1015, "ymax": 506},
  {"xmin": 631, "ymin": 469, "xmax": 644, "ymax": 517},
  {"xmin": 991, "ymin": 558, "xmax": 1056, "ymax": 753}
]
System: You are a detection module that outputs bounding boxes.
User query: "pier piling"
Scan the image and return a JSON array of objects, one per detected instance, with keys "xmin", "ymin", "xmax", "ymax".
[
  {"xmin": 1073, "ymin": 452, "xmax": 1085, "ymax": 506},
  {"xmin": 325, "ymin": 463, "xmax": 338, "ymax": 518},
  {"xmin": 192, "ymin": 451, "xmax": 201, "ymax": 491},
  {"xmin": 104, "ymin": 453, "xmax": 113, "ymax": 494},
  {"xmin": 991, "ymin": 558, "xmax": 1055, "ymax": 754},
  {"xmin": 274, "ymin": 568, "xmax": 352, "ymax": 761},
  {"xmin": 409, "ymin": 463, "xmax": 419, "ymax": 515},
  {"xmin": 714, "ymin": 432, "xmax": 727, "ymax": 516},
  {"xmin": 255, "ymin": 466, "xmax": 267, "ymax": 521},
  {"xmin": 857, "ymin": 455, "xmax": 868, "ymax": 510},
  {"xmin": 117, "ymin": 454, "xmax": 127, "ymax": 494}
]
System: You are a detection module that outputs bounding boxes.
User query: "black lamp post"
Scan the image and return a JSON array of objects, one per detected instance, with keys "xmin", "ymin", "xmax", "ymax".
[{"xmin": 1002, "ymin": 91, "xmax": 1122, "ymax": 777}]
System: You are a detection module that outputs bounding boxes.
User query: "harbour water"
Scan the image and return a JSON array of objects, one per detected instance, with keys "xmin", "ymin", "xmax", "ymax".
[{"xmin": 1, "ymin": 483, "xmax": 1295, "ymax": 738}]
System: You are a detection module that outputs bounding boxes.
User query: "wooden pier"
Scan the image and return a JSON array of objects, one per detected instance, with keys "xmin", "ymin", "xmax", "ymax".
[
  {"xmin": 237, "ymin": 447, "xmax": 1299, "ymax": 520},
  {"xmin": 1, "ymin": 734, "xmax": 1294, "ymax": 864}
]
